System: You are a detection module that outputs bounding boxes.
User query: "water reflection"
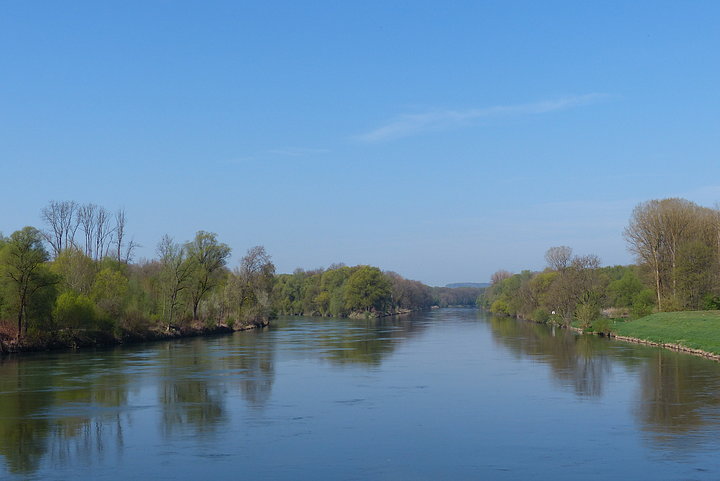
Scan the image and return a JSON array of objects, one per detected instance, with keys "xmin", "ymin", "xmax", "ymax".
[
  {"xmin": 637, "ymin": 350, "xmax": 720, "ymax": 445},
  {"xmin": 313, "ymin": 317, "xmax": 428, "ymax": 366},
  {"xmin": 158, "ymin": 340, "xmax": 227, "ymax": 436},
  {"xmin": 488, "ymin": 315, "xmax": 613, "ymax": 398},
  {"xmin": 488, "ymin": 314, "xmax": 720, "ymax": 448},
  {"xmin": 226, "ymin": 329, "xmax": 276, "ymax": 409},
  {"xmin": 0, "ymin": 352, "xmax": 129, "ymax": 475},
  {"xmin": 3, "ymin": 312, "xmax": 720, "ymax": 477}
]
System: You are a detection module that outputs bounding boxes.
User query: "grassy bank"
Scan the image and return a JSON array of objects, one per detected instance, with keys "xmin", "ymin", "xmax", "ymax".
[{"xmin": 611, "ymin": 311, "xmax": 720, "ymax": 356}]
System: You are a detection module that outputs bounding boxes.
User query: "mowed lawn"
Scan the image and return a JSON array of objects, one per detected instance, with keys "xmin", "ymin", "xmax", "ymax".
[{"xmin": 614, "ymin": 311, "xmax": 720, "ymax": 355}]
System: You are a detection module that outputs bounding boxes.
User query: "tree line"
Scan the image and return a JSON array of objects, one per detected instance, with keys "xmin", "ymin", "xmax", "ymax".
[
  {"xmin": 481, "ymin": 197, "xmax": 720, "ymax": 328},
  {"xmin": 0, "ymin": 201, "xmax": 276, "ymax": 346},
  {"xmin": 0, "ymin": 200, "xmax": 479, "ymax": 348},
  {"xmin": 272, "ymin": 266, "xmax": 481, "ymax": 318}
]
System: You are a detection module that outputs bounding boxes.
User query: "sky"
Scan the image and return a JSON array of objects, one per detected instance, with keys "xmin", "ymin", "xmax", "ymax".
[{"xmin": 1, "ymin": 1, "xmax": 719, "ymax": 286}]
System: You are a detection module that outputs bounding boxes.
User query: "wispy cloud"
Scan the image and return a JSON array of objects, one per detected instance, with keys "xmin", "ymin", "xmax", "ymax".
[
  {"xmin": 266, "ymin": 147, "xmax": 330, "ymax": 156},
  {"xmin": 356, "ymin": 94, "xmax": 609, "ymax": 143}
]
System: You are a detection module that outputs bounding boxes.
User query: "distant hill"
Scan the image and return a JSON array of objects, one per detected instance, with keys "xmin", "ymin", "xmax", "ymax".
[{"xmin": 445, "ymin": 282, "xmax": 489, "ymax": 289}]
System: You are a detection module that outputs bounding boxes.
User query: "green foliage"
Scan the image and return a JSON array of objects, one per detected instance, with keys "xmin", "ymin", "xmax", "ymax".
[
  {"xmin": 532, "ymin": 308, "xmax": 549, "ymax": 323},
  {"xmin": 575, "ymin": 300, "xmax": 601, "ymax": 330},
  {"xmin": 607, "ymin": 269, "xmax": 644, "ymax": 308},
  {"xmin": 630, "ymin": 289, "xmax": 655, "ymax": 319},
  {"xmin": 91, "ymin": 267, "xmax": 129, "ymax": 319},
  {"xmin": 490, "ymin": 298, "xmax": 510, "ymax": 315},
  {"xmin": 53, "ymin": 292, "xmax": 100, "ymax": 330},
  {"xmin": 0, "ymin": 227, "xmax": 58, "ymax": 338},
  {"xmin": 591, "ymin": 318, "xmax": 611, "ymax": 335},
  {"xmin": 675, "ymin": 240, "xmax": 714, "ymax": 310},
  {"xmin": 703, "ymin": 294, "xmax": 720, "ymax": 310},
  {"xmin": 272, "ymin": 264, "xmax": 431, "ymax": 318},
  {"xmin": 344, "ymin": 266, "xmax": 391, "ymax": 313}
]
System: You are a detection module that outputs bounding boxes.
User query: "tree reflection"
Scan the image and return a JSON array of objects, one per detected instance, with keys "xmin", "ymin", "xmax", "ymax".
[
  {"xmin": 222, "ymin": 329, "xmax": 276, "ymax": 409},
  {"xmin": 487, "ymin": 314, "xmax": 720, "ymax": 446},
  {"xmin": 636, "ymin": 350, "xmax": 720, "ymax": 446},
  {"xmin": 0, "ymin": 359, "xmax": 52, "ymax": 474},
  {"xmin": 488, "ymin": 315, "xmax": 612, "ymax": 397},
  {"xmin": 0, "ymin": 352, "xmax": 129, "ymax": 475},
  {"xmin": 158, "ymin": 340, "xmax": 226, "ymax": 436},
  {"xmin": 311, "ymin": 317, "xmax": 428, "ymax": 366}
]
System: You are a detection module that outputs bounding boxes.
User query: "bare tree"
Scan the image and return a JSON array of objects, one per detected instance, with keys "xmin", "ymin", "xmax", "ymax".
[
  {"xmin": 41, "ymin": 200, "xmax": 79, "ymax": 257},
  {"xmin": 94, "ymin": 206, "xmax": 115, "ymax": 260},
  {"xmin": 158, "ymin": 235, "xmax": 194, "ymax": 327},
  {"xmin": 115, "ymin": 209, "xmax": 127, "ymax": 262},
  {"xmin": 124, "ymin": 238, "xmax": 139, "ymax": 264},
  {"xmin": 545, "ymin": 246, "xmax": 573, "ymax": 272},
  {"xmin": 490, "ymin": 270, "xmax": 512, "ymax": 285},
  {"xmin": 78, "ymin": 203, "xmax": 97, "ymax": 258}
]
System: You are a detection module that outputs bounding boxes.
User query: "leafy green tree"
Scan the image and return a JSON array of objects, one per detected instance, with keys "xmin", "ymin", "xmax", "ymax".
[
  {"xmin": 607, "ymin": 269, "xmax": 645, "ymax": 308},
  {"xmin": 91, "ymin": 267, "xmax": 129, "ymax": 320},
  {"xmin": 675, "ymin": 240, "xmax": 714, "ymax": 310},
  {"xmin": 0, "ymin": 227, "xmax": 57, "ymax": 339},
  {"xmin": 53, "ymin": 291, "xmax": 99, "ymax": 329},
  {"xmin": 50, "ymin": 247, "xmax": 96, "ymax": 295},
  {"xmin": 186, "ymin": 231, "xmax": 231, "ymax": 321},
  {"xmin": 344, "ymin": 266, "xmax": 391, "ymax": 314}
]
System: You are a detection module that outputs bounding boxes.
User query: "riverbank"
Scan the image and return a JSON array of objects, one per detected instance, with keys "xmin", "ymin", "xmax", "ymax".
[
  {"xmin": 0, "ymin": 319, "xmax": 269, "ymax": 355},
  {"xmin": 607, "ymin": 311, "xmax": 720, "ymax": 360},
  {"xmin": 494, "ymin": 309, "xmax": 720, "ymax": 362}
]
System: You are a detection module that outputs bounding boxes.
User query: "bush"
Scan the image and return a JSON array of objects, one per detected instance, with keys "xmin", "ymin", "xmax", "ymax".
[
  {"xmin": 54, "ymin": 292, "xmax": 99, "ymax": 329},
  {"xmin": 576, "ymin": 301, "xmax": 601, "ymax": 330},
  {"xmin": 630, "ymin": 289, "xmax": 655, "ymax": 319},
  {"xmin": 490, "ymin": 299, "xmax": 510, "ymax": 315},
  {"xmin": 592, "ymin": 318, "xmax": 612, "ymax": 336},
  {"xmin": 703, "ymin": 294, "xmax": 720, "ymax": 310},
  {"xmin": 532, "ymin": 308, "xmax": 550, "ymax": 323}
]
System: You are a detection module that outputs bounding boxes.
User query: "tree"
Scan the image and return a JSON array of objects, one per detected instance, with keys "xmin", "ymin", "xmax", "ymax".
[
  {"xmin": 49, "ymin": 247, "xmax": 96, "ymax": 295},
  {"xmin": 1, "ymin": 227, "xmax": 57, "ymax": 339},
  {"xmin": 114, "ymin": 209, "xmax": 126, "ymax": 262},
  {"xmin": 78, "ymin": 203, "xmax": 97, "ymax": 258},
  {"xmin": 490, "ymin": 270, "xmax": 512, "ymax": 285},
  {"xmin": 675, "ymin": 240, "xmax": 714, "ymax": 310},
  {"xmin": 157, "ymin": 235, "xmax": 194, "ymax": 326},
  {"xmin": 545, "ymin": 249, "xmax": 601, "ymax": 324},
  {"xmin": 40, "ymin": 200, "xmax": 79, "ymax": 258},
  {"xmin": 344, "ymin": 266, "xmax": 391, "ymax": 314},
  {"xmin": 624, "ymin": 201, "xmax": 666, "ymax": 310},
  {"xmin": 186, "ymin": 232, "xmax": 231, "ymax": 321},
  {"xmin": 624, "ymin": 198, "xmax": 716, "ymax": 310},
  {"xmin": 226, "ymin": 246, "xmax": 275, "ymax": 323},
  {"xmin": 545, "ymin": 246, "xmax": 573, "ymax": 272}
]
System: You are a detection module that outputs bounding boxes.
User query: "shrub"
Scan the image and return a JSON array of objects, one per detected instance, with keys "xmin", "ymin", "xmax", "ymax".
[
  {"xmin": 576, "ymin": 301, "xmax": 600, "ymax": 330},
  {"xmin": 54, "ymin": 292, "xmax": 99, "ymax": 330},
  {"xmin": 532, "ymin": 308, "xmax": 550, "ymax": 323}
]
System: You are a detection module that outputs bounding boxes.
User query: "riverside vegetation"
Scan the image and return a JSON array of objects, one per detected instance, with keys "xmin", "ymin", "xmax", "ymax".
[
  {"xmin": 0, "ymin": 201, "xmax": 481, "ymax": 353},
  {"xmin": 480, "ymin": 197, "xmax": 720, "ymax": 357}
]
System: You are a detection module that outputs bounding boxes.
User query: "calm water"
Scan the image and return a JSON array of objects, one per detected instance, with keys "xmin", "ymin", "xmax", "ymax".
[{"xmin": 2, "ymin": 308, "xmax": 720, "ymax": 480}]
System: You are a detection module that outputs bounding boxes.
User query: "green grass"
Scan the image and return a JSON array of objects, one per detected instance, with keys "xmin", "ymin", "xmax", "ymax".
[{"xmin": 613, "ymin": 310, "xmax": 720, "ymax": 355}]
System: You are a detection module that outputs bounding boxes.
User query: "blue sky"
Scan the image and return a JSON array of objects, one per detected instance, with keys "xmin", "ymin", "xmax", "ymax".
[{"xmin": 1, "ymin": 1, "xmax": 719, "ymax": 286}]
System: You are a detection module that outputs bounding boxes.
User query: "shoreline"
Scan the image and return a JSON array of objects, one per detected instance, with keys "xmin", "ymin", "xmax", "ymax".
[
  {"xmin": 0, "ymin": 319, "xmax": 270, "ymax": 357},
  {"xmin": 496, "ymin": 311, "xmax": 720, "ymax": 363},
  {"xmin": 609, "ymin": 333, "xmax": 720, "ymax": 362}
]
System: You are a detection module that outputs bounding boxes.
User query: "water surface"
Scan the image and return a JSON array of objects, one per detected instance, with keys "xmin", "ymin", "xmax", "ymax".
[{"xmin": 2, "ymin": 309, "xmax": 720, "ymax": 480}]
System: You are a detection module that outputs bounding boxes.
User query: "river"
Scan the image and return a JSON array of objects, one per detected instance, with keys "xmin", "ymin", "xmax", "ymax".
[{"xmin": 1, "ymin": 308, "xmax": 720, "ymax": 480}]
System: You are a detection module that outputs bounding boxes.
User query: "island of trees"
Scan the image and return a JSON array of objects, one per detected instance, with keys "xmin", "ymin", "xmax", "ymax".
[{"xmin": 0, "ymin": 201, "xmax": 481, "ymax": 353}]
